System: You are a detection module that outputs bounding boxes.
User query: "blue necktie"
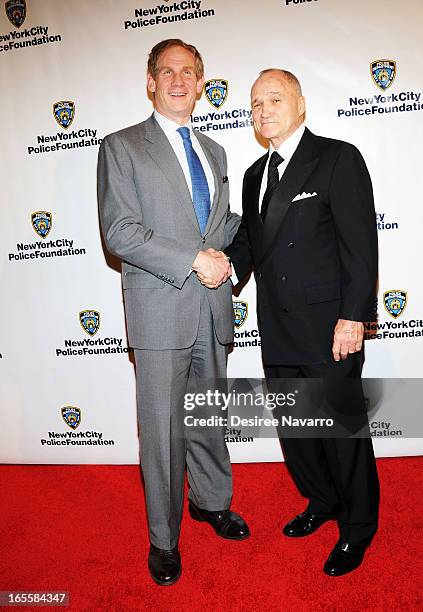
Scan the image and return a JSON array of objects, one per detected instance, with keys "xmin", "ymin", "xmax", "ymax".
[{"xmin": 177, "ymin": 126, "xmax": 211, "ymax": 234}]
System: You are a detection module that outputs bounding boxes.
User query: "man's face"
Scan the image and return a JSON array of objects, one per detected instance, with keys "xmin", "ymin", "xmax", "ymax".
[
  {"xmin": 147, "ymin": 45, "xmax": 204, "ymax": 124},
  {"xmin": 251, "ymin": 72, "xmax": 305, "ymax": 147}
]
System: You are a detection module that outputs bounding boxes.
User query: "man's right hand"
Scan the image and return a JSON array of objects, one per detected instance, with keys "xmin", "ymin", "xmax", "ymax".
[{"xmin": 192, "ymin": 250, "xmax": 231, "ymax": 289}]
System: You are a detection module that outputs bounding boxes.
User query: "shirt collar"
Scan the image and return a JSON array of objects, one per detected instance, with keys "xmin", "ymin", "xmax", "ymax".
[
  {"xmin": 154, "ymin": 110, "xmax": 192, "ymax": 139},
  {"xmin": 269, "ymin": 124, "xmax": 305, "ymax": 161}
]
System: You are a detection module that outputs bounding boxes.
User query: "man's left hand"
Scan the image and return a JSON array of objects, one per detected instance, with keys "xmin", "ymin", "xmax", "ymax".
[{"xmin": 332, "ymin": 319, "xmax": 364, "ymax": 362}]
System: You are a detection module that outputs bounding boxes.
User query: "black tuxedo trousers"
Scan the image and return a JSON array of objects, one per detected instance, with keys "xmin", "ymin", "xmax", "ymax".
[{"xmin": 265, "ymin": 353, "xmax": 379, "ymax": 546}]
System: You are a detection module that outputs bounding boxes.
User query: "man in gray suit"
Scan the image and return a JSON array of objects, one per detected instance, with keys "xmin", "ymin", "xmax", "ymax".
[{"xmin": 97, "ymin": 39, "xmax": 249, "ymax": 586}]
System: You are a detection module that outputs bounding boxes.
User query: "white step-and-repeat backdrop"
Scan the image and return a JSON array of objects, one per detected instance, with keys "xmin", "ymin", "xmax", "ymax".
[{"xmin": 1, "ymin": 0, "xmax": 422, "ymax": 463}]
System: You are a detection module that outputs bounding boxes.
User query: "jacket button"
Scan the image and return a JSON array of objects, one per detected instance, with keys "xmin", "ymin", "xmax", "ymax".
[
  {"xmin": 202, "ymin": 237, "xmax": 206, "ymax": 243},
  {"xmin": 281, "ymin": 275, "xmax": 287, "ymax": 281},
  {"xmin": 288, "ymin": 242, "xmax": 294, "ymax": 248},
  {"xmin": 282, "ymin": 307, "xmax": 289, "ymax": 313},
  {"xmin": 257, "ymin": 272, "xmax": 262, "ymax": 279}
]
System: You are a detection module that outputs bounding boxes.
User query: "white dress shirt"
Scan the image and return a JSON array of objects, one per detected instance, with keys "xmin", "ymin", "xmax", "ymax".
[
  {"xmin": 154, "ymin": 110, "xmax": 215, "ymax": 205},
  {"xmin": 259, "ymin": 124, "xmax": 305, "ymax": 211}
]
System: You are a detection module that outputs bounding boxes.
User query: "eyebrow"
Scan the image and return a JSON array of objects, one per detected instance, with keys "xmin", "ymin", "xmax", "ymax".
[
  {"xmin": 159, "ymin": 65, "xmax": 195, "ymax": 71},
  {"xmin": 251, "ymin": 90, "xmax": 282, "ymax": 103}
]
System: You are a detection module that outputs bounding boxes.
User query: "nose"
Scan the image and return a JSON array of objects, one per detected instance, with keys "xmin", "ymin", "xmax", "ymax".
[
  {"xmin": 261, "ymin": 101, "xmax": 273, "ymax": 117},
  {"xmin": 171, "ymin": 71, "xmax": 184, "ymax": 86}
]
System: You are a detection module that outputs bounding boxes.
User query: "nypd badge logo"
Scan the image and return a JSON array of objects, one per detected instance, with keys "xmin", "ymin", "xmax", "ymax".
[
  {"xmin": 204, "ymin": 79, "xmax": 228, "ymax": 108},
  {"xmin": 233, "ymin": 300, "xmax": 248, "ymax": 329},
  {"xmin": 31, "ymin": 211, "xmax": 52, "ymax": 239},
  {"xmin": 79, "ymin": 310, "xmax": 100, "ymax": 336},
  {"xmin": 61, "ymin": 406, "xmax": 81, "ymax": 430},
  {"xmin": 5, "ymin": 0, "xmax": 26, "ymax": 28},
  {"xmin": 383, "ymin": 290, "xmax": 407, "ymax": 319},
  {"xmin": 53, "ymin": 101, "xmax": 75, "ymax": 129},
  {"xmin": 371, "ymin": 60, "xmax": 396, "ymax": 91}
]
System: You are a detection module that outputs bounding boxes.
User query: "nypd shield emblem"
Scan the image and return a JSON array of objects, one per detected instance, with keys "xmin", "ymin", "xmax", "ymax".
[
  {"xmin": 6, "ymin": 0, "xmax": 26, "ymax": 28},
  {"xmin": 383, "ymin": 290, "xmax": 407, "ymax": 319},
  {"xmin": 371, "ymin": 60, "xmax": 396, "ymax": 91},
  {"xmin": 233, "ymin": 300, "xmax": 248, "ymax": 329},
  {"xmin": 53, "ymin": 101, "xmax": 75, "ymax": 129},
  {"xmin": 31, "ymin": 211, "xmax": 52, "ymax": 239},
  {"xmin": 204, "ymin": 79, "xmax": 228, "ymax": 108},
  {"xmin": 79, "ymin": 310, "xmax": 100, "ymax": 336},
  {"xmin": 61, "ymin": 406, "xmax": 81, "ymax": 430}
]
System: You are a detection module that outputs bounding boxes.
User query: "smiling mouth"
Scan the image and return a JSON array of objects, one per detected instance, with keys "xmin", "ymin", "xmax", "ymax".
[{"xmin": 169, "ymin": 92, "xmax": 186, "ymax": 97}]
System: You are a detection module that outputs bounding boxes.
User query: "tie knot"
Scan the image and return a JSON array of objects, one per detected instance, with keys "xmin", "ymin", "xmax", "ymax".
[
  {"xmin": 269, "ymin": 151, "xmax": 283, "ymax": 168},
  {"xmin": 177, "ymin": 126, "xmax": 191, "ymax": 141}
]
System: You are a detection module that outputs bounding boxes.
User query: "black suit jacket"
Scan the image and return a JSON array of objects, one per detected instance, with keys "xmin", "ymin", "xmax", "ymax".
[{"xmin": 226, "ymin": 127, "xmax": 378, "ymax": 365}]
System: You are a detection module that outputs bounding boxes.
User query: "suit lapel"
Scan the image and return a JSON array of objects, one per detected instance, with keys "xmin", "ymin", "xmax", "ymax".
[
  {"xmin": 261, "ymin": 128, "xmax": 319, "ymax": 263},
  {"xmin": 244, "ymin": 153, "xmax": 268, "ymax": 256},
  {"xmin": 143, "ymin": 115, "xmax": 199, "ymax": 232},
  {"xmin": 247, "ymin": 153, "xmax": 268, "ymax": 217}
]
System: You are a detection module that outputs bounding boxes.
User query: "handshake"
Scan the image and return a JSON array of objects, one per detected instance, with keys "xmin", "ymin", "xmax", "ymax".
[{"xmin": 192, "ymin": 248, "xmax": 232, "ymax": 289}]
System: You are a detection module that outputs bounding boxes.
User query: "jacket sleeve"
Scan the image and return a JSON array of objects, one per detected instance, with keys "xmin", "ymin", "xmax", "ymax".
[
  {"xmin": 225, "ymin": 172, "xmax": 254, "ymax": 284},
  {"xmin": 97, "ymin": 133, "xmax": 199, "ymax": 289},
  {"xmin": 328, "ymin": 143, "xmax": 378, "ymax": 321}
]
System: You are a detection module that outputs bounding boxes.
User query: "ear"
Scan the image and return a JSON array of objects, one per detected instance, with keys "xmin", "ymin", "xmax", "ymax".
[
  {"xmin": 298, "ymin": 96, "xmax": 306, "ymax": 116},
  {"xmin": 196, "ymin": 76, "xmax": 205, "ymax": 95},
  {"xmin": 147, "ymin": 73, "xmax": 156, "ymax": 94}
]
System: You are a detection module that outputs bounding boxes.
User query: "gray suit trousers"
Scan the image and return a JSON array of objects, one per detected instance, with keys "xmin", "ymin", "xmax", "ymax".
[{"xmin": 134, "ymin": 292, "xmax": 233, "ymax": 549}]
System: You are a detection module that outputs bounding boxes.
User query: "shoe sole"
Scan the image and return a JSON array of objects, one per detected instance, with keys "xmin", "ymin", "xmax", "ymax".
[{"xmin": 189, "ymin": 505, "xmax": 250, "ymax": 541}]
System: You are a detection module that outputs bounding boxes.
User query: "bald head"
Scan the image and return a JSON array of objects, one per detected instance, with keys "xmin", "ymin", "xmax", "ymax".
[
  {"xmin": 255, "ymin": 69, "xmax": 302, "ymax": 96},
  {"xmin": 251, "ymin": 68, "xmax": 305, "ymax": 148}
]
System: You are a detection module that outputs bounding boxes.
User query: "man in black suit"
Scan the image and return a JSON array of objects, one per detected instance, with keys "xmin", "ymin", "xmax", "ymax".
[{"xmin": 224, "ymin": 69, "xmax": 380, "ymax": 576}]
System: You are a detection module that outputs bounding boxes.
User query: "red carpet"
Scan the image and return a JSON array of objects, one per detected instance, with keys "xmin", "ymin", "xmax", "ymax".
[{"xmin": 0, "ymin": 458, "xmax": 421, "ymax": 611}]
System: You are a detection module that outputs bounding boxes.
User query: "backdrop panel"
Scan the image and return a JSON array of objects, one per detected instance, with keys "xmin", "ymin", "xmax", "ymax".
[{"xmin": 1, "ymin": 0, "xmax": 422, "ymax": 463}]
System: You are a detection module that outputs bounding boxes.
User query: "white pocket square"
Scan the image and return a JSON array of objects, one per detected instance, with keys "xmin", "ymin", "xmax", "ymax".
[{"xmin": 292, "ymin": 191, "xmax": 317, "ymax": 202}]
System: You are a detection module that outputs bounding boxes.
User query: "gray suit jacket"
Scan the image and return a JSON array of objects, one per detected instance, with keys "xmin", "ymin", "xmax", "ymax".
[{"xmin": 98, "ymin": 114, "xmax": 240, "ymax": 349}]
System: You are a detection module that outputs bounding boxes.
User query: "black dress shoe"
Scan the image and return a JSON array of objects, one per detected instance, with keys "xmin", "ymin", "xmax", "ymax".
[
  {"xmin": 282, "ymin": 511, "xmax": 334, "ymax": 537},
  {"xmin": 323, "ymin": 541, "xmax": 368, "ymax": 576},
  {"xmin": 148, "ymin": 545, "xmax": 181, "ymax": 586},
  {"xmin": 188, "ymin": 501, "xmax": 250, "ymax": 540}
]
